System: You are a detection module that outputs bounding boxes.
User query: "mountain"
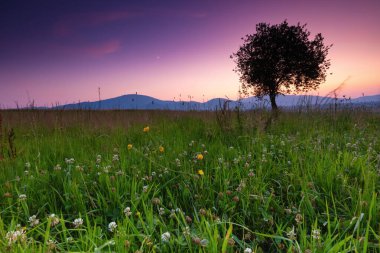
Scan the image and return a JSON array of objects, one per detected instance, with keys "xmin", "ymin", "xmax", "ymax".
[{"xmin": 54, "ymin": 94, "xmax": 380, "ymax": 110}]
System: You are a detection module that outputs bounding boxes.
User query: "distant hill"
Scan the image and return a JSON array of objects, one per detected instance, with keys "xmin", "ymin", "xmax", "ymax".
[{"xmin": 54, "ymin": 93, "xmax": 380, "ymax": 110}]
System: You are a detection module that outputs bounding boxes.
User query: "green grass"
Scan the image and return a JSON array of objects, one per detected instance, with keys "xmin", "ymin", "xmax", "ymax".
[{"xmin": 0, "ymin": 109, "xmax": 379, "ymax": 252}]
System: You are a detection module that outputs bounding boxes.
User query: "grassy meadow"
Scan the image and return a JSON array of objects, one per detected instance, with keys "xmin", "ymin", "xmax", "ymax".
[{"xmin": 0, "ymin": 108, "xmax": 379, "ymax": 252}]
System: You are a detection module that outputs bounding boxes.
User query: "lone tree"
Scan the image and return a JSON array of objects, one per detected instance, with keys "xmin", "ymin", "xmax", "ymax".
[{"xmin": 232, "ymin": 20, "xmax": 331, "ymax": 110}]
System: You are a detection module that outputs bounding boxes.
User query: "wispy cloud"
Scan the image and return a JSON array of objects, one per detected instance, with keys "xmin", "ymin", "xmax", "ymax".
[
  {"xmin": 53, "ymin": 10, "xmax": 140, "ymax": 37},
  {"xmin": 84, "ymin": 39, "xmax": 121, "ymax": 58}
]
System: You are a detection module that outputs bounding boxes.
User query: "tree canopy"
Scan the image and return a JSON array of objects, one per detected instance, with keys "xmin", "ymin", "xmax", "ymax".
[{"xmin": 231, "ymin": 20, "xmax": 331, "ymax": 110}]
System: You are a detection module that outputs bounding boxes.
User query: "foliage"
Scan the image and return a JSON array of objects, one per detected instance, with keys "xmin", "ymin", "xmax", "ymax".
[
  {"xmin": 0, "ymin": 109, "xmax": 379, "ymax": 252},
  {"xmin": 232, "ymin": 20, "xmax": 331, "ymax": 110}
]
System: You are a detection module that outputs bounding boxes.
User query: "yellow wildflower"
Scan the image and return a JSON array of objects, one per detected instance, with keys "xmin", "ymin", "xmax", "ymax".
[
  {"xmin": 159, "ymin": 146, "xmax": 164, "ymax": 153},
  {"xmin": 197, "ymin": 153, "xmax": 204, "ymax": 160},
  {"xmin": 143, "ymin": 126, "xmax": 150, "ymax": 132},
  {"xmin": 127, "ymin": 144, "xmax": 133, "ymax": 150},
  {"xmin": 197, "ymin": 169, "xmax": 204, "ymax": 175}
]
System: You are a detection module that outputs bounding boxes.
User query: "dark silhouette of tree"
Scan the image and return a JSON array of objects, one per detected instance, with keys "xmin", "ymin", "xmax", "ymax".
[{"xmin": 231, "ymin": 21, "xmax": 331, "ymax": 110}]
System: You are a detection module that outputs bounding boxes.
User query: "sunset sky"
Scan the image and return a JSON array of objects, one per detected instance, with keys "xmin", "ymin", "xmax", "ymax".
[{"xmin": 1, "ymin": 0, "xmax": 379, "ymax": 108}]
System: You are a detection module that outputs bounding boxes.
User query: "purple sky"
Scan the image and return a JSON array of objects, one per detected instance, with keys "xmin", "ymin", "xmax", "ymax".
[{"xmin": 1, "ymin": 0, "xmax": 379, "ymax": 107}]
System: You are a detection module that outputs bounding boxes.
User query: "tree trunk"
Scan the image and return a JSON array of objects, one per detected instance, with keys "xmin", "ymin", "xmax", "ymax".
[{"xmin": 269, "ymin": 92, "xmax": 278, "ymax": 110}]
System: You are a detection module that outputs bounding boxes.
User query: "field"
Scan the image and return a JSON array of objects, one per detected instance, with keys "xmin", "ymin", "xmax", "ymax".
[{"xmin": 0, "ymin": 109, "xmax": 379, "ymax": 252}]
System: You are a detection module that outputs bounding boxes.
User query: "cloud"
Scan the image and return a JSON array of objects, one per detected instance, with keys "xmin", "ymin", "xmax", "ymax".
[
  {"xmin": 85, "ymin": 39, "xmax": 121, "ymax": 58},
  {"xmin": 53, "ymin": 10, "xmax": 140, "ymax": 37}
]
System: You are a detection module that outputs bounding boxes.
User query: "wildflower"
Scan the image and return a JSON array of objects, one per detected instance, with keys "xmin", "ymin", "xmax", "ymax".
[
  {"xmin": 143, "ymin": 185, "xmax": 148, "ymax": 192},
  {"xmin": 197, "ymin": 169, "xmax": 204, "ymax": 176},
  {"xmin": 248, "ymin": 170, "xmax": 255, "ymax": 177},
  {"xmin": 175, "ymin": 158, "xmax": 181, "ymax": 167},
  {"xmin": 161, "ymin": 231, "xmax": 170, "ymax": 243},
  {"xmin": 96, "ymin": 155, "xmax": 102, "ymax": 163},
  {"xmin": 192, "ymin": 236, "xmax": 201, "ymax": 245},
  {"xmin": 25, "ymin": 162, "xmax": 31, "ymax": 168},
  {"xmin": 48, "ymin": 214, "xmax": 60, "ymax": 227},
  {"xmin": 5, "ymin": 228, "xmax": 27, "ymax": 245},
  {"xmin": 169, "ymin": 209, "xmax": 176, "ymax": 218},
  {"xmin": 286, "ymin": 226, "xmax": 296, "ymax": 240},
  {"xmin": 108, "ymin": 221, "xmax": 117, "ymax": 232},
  {"xmin": 159, "ymin": 208, "xmax": 165, "ymax": 215},
  {"xmin": 124, "ymin": 207, "xmax": 132, "ymax": 217},
  {"xmin": 197, "ymin": 153, "xmax": 204, "ymax": 160},
  {"xmin": 3, "ymin": 192, "xmax": 12, "ymax": 198},
  {"xmin": 200, "ymin": 239, "xmax": 209, "ymax": 247},
  {"xmin": 116, "ymin": 170, "xmax": 124, "ymax": 176},
  {"xmin": 295, "ymin": 213, "xmax": 303, "ymax": 224},
  {"xmin": 73, "ymin": 218, "xmax": 83, "ymax": 228},
  {"xmin": 54, "ymin": 164, "xmax": 62, "ymax": 171},
  {"xmin": 18, "ymin": 194, "xmax": 27, "ymax": 201},
  {"xmin": 127, "ymin": 144, "xmax": 133, "ymax": 150},
  {"xmin": 66, "ymin": 237, "xmax": 74, "ymax": 243},
  {"xmin": 65, "ymin": 158, "xmax": 75, "ymax": 165},
  {"xmin": 28, "ymin": 215, "xmax": 39, "ymax": 227},
  {"xmin": 232, "ymin": 196, "xmax": 239, "ymax": 202},
  {"xmin": 311, "ymin": 229, "xmax": 321, "ymax": 240},
  {"xmin": 112, "ymin": 154, "xmax": 119, "ymax": 162},
  {"xmin": 183, "ymin": 226, "xmax": 190, "ymax": 236},
  {"xmin": 244, "ymin": 248, "xmax": 253, "ymax": 253},
  {"xmin": 47, "ymin": 239, "xmax": 57, "ymax": 251},
  {"xmin": 185, "ymin": 215, "xmax": 193, "ymax": 223},
  {"xmin": 152, "ymin": 197, "xmax": 161, "ymax": 205},
  {"xmin": 143, "ymin": 126, "xmax": 150, "ymax": 132},
  {"xmin": 199, "ymin": 208, "xmax": 207, "ymax": 216},
  {"xmin": 159, "ymin": 146, "xmax": 164, "ymax": 153},
  {"xmin": 227, "ymin": 238, "xmax": 235, "ymax": 246}
]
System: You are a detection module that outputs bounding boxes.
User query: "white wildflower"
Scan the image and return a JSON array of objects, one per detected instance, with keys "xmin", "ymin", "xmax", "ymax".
[
  {"xmin": 108, "ymin": 221, "xmax": 117, "ymax": 232},
  {"xmin": 182, "ymin": 226, "xmax": 190, "ymax": 236},
  {"xmin": 28, "ymin": 215, "xmax": 39, "ymax": 227},
  {"xmin": 244, "ymin": 248, "xmax": 253, "ymax": 253},
  {"xmin": 112, "ymin": 154, "xmax": 119, "ymax": 162},
  {"xmin": 311, "ymin": 229, "xmax": 321, "ymax": 240},
  {"xmin": 48, "ymin": 213, "xmax": 60, "ymax": 227},
  {"xmin": 161, "ymin": 231, "xmax": 170, "ymax": 243},
  {"xmin": 286, "ymin": 226, "xmax": 296, "ymax": 240},
  {"xmin": 5, "ymin": 228, "xmax": 27, "ymax": 245},
  {"xmin": 124, "ymin": 207, "xmax": 132, "ymax": 217},
  {"xmin": 65, "ymin": 158, "xmax": 75, "ymax": 164},
  {"xmin": 73, "ymin": 218, "xmax": 83, "ymax": 228},
  {"xmin": 96, "ymin": 155, "xmax": 102, "ymax": 164},
  {"xmin": 18, "ymin": 194, "xmax": 27, "ymax": 201}
]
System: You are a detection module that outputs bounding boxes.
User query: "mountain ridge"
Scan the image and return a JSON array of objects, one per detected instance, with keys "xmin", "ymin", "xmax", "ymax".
[{"xmin": 53, "ymin": 93, "xmax": 380, "ymax": 110}]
